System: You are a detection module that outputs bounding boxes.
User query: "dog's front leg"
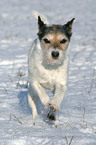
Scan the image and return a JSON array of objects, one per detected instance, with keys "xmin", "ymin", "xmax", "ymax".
[
  {"xmin": 32, "ymin": 81, "xmax": 50, "ymax": 108},
  {"xmin": 49, "ymin": 84, "xmax": 67, "ymax": 111}
]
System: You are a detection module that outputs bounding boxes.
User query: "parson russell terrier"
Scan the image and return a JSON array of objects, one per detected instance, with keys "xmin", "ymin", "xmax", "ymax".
[{"xmin": 28, "ymin": 16, "xmax": 75, "ymax": 120}]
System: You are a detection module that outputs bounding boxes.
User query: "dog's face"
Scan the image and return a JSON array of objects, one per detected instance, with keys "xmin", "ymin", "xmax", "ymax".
[{"xmin": 38, "ymin": 16, "xmax": 75, "ymax": 66}]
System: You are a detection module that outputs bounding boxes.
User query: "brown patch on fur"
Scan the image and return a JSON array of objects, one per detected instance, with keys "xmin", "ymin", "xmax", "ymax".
[
  {"xmin": 68, "ymin": 18, "xmax": 75, "ymax": 28},
  {"xmin": 42, "ymin": 31, "xmax": 68, "ymax": 50}
]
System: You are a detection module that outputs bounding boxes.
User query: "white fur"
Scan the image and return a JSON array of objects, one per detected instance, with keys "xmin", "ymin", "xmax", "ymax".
[
  {"xmin": 32, "ymin": 11, "xmax": 49, "ymax": 24},
  {"xmin": 28, "ymin": 38, "xmax": 70, "ymax": 119}
]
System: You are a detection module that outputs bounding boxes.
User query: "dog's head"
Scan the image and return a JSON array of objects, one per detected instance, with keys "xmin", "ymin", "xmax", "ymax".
[{"xmin": 37, "ymin": 16, "xmax": 75, "ymax": 67}]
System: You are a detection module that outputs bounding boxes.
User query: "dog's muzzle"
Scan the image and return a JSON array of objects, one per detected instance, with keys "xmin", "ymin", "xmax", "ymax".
[{"xmin": 51, "ymin": 51, "xmax": 59, "ymax": 59}]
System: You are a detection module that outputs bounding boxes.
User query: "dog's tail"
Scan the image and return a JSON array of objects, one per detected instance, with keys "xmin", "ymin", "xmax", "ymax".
[{"xmin": 32, "ymin": 11, "xmax": 49, "ymax": 24}]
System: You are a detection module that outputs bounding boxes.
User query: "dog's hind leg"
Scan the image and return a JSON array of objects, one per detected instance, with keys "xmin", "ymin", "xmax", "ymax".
[{"xmin": 28, "ymin": 94, "xmax": 38, "ymax": 119}]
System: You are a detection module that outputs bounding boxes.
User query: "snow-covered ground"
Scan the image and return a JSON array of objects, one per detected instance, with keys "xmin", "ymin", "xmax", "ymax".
[{"xmin": 0, "ymin": 0, "xmax": 96, "ymax": 144}]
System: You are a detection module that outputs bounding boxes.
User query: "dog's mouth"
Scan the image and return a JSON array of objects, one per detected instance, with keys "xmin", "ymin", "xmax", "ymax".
[
  {"xmin": 43, "ymin": 56, "xmax": 60, "ymax": 64},
  {"xmin": 42, "ymin": 55, "xmax": 63, "ymax": 69}
]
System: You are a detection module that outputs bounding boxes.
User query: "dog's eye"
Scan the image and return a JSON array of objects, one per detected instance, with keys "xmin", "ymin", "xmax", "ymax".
[
  {"xmin": 60, "ymin": 39, "xmax": 67, "ymax": 44},
  {"xmin": 43, "ymin": 38, "xmax": 50, "ymax": 44}
]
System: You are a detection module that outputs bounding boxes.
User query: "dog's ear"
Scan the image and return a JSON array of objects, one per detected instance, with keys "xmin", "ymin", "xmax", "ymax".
[
  {"xmin": 38, "ymin": 16, "xmax": 46, "ymax": 33},
  {"xmin": 64, "ymin": 18, "xmax": 75, "ymax": 40}
]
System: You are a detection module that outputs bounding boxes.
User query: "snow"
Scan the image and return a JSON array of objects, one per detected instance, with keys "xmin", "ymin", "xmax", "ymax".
[{"xmin": 0, "ymin": 0, "xmax": 96, "ymax": 144}]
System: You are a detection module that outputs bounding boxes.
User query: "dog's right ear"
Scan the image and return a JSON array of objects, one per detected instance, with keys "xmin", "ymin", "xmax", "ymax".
[{"xmin": 38, "ymin": 16, "xmax": 46, "ymax": 34}]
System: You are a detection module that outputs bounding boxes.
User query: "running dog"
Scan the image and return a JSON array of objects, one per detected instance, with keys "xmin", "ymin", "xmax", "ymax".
[{"xmin": 28, "ymin": 15, "xmax": 75, "ymax": 120}]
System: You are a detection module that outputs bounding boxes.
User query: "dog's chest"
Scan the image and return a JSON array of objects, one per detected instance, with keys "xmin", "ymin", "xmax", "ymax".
[
  {"xmin": 29, "ymin": 39, "xmax": 68, "ymax": 89},
  {"xmin": 38, "ymin": 64, "xmax": 67, "ymax": 89}
]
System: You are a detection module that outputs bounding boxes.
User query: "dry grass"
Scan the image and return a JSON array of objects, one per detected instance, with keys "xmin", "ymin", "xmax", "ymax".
[
  {"xmin": 81, "ymin": 106, "xmax": 88, "ymax": 129},
  {"xmin": 10, "ymin": 114, "xmax": 22, "ymax": 125},
  {"xmin": 16, "ymin": 67, "xmax": 26, "ymax": 80},
  {"xmin": 4, "ymin": 88, "xmax": 9, "ymax": 95},
  {"xmin": 65, "ymin": 135, "xmax": 74, "ymax": 145},
  {"xmin": 8, "ymin": 75, "xmax": 13, "ymax": 83},
  {"xmin": 81, "ymin": 106, "xmax": 85, "ymax": 128},
  {"xmin": 16, "ymin": 67, "xmax": 26, "ymax": 88},
  {"xmin": 88, "ymin": 68, "xmax": 95, "ymax": 96}
]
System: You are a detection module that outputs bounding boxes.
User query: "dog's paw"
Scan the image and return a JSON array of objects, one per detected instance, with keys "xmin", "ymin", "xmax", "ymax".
[
  {"xmin": 47, "ymin": 112, "xmax": 56, "ymax": 121},
  {"xmin": 49, "ymin": 104, "xmax": 57, "ymax": 112}
]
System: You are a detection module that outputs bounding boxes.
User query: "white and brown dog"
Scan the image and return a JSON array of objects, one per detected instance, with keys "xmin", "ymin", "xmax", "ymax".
[{"xmin": 28, "ymin": 15, "xmax": 75, "ymax": 120}]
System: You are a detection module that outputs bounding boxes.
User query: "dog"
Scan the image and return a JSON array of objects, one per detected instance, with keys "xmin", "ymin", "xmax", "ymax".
[{"xmin": 28, "ymin": 15, "xmax": 75, "ymax": 120}]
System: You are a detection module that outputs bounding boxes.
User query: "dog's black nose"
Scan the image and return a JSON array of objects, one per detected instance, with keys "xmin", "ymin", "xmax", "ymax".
[{"xmin": 51, "ymin": 51, "xmax": 59, "ymax": 59}]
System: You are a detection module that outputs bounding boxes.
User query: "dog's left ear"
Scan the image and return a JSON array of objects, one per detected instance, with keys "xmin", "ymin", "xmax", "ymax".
[{"xmin": 64, "ymin": 18, "xmax": 75, "ymax": 40}]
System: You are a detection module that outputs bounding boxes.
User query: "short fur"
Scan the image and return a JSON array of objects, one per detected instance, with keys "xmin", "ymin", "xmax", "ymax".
[{"xmin": 28, "ymin": 16, "xmax": 75, "ymax": 119}]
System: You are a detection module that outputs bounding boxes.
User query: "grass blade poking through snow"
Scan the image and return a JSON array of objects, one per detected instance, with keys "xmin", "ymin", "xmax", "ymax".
[
  {"xmin": 10, "ymin": 114, "xmax": 22, "ymax": 125},
  {"xmin": 65, "ymin": 135, "xmax": 74, "ymax": 145},
  {"xmin": 88, "ymin": 68, "xmax": 95, "ymax": 96}
]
